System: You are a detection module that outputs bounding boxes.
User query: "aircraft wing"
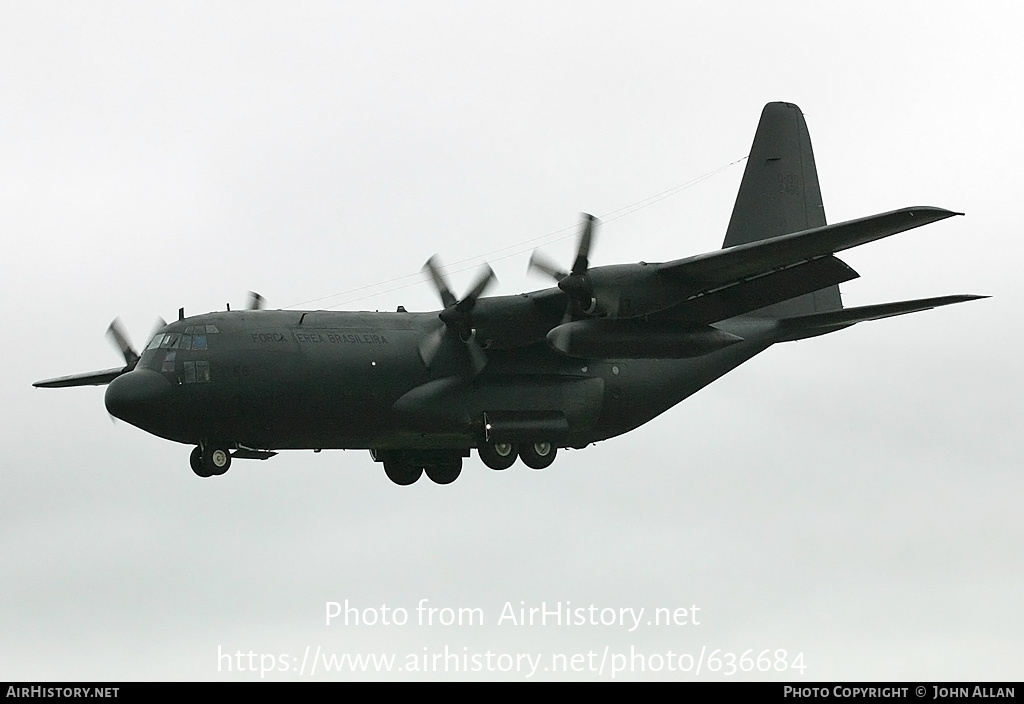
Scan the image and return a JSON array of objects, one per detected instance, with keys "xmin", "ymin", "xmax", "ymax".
[
  {"xmin": 33, "ymin": 367, "xmax": 127, "ymax": 388},
  {"xmin": 773, "ymin": 295, "xmax": 988, "ymax": 341},
  {"xmin": 657, "ymin": 207, "xmax": 961, "ymax": 289}
]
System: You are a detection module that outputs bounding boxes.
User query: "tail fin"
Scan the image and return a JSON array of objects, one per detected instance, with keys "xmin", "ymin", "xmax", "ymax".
[{"xmin": 724, "ymin": 102, "xmax": 841, "ymax": 316}]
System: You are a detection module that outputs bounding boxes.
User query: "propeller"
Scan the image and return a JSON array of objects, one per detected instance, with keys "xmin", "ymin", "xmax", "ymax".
[
  {"xmin": 419, "ymin": 256, "xmax": 497, "ymax": 376},
  {"xmin": 528, "ymin": 213, "xmax": 599, "ymax": 322},
  {"xmin": 103, "ymin": 316, "xmax": 166, "ymax": 423},
  {"xmin": 105, "ymin": 317, "xmax": 167, "ymax": 372}
]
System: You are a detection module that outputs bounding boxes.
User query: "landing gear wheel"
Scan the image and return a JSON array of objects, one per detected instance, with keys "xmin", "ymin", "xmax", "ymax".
[
  {"xmin": 425, "ymin": 457, "xmax": 463, "ymax": 485},
  {"xmin": 190, "ymin": 446, "xmax": 213, "ymax": 477},
  {"xmin": 478, "ymin": 442, "xmax": 517, "ymax": 470},
  {"xmin": 384, "ymin": 459, "xmax": 423, "ymax": 486},
  {"xmin": 202, "ymin": 446, "xmax": 231, "ymax": 476},
  {"xmin": 519, "ymin": 441, "xmax": 556, "ymax": 470}
]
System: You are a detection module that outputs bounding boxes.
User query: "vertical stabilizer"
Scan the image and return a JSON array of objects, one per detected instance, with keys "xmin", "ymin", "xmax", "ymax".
[{"xmin": 724, "ymin": 102, "xmax": 841, "ymax": 315}]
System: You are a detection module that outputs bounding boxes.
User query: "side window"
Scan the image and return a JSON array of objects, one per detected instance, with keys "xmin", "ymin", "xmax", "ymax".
[
  {"xmin": 161, "ymin": 351, "xmax": 176, "ymax": 373},
  {"xmin": 182, "ymin": 360, "xmax": 211, "ymax": 383}
]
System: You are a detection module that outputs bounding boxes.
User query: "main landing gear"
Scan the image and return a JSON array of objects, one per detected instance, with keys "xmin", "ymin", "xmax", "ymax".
[
  {"xmin": 478, "ymin": 441, "xmax": 517, "ymax": 470},
  {"xmin": 190, "ymin": 445, "xmax": 231, "ymax": 477},
  {"xmin": 424, "ymin": 457, "xmax": 462, "ymax": 485},
  {"xmin": 518, "ymin": 441, "xmax": 557, "ymax": 470},
  {"xmin": 383, "ymin": 458, "xmax": 422, "ymax": 486},
  {"xmin": 477, "ymin": 441, "xmax": 557, "ymax": 471},
  {"xmin": 377, "ymin": 451, "xmax": 464, "ymax": 486},
  {"xmin": 376, "ymin": 441, "xmax": 559, "ymax": 485}
]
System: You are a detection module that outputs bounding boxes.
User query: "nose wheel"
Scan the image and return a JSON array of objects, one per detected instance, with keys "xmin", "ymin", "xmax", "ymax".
[{"xmin": 190, "ymin": 445, "xmax": 231, "ymax": 477}]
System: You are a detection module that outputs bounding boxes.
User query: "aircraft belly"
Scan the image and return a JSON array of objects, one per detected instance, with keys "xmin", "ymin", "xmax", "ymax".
[{"xmin": 588, "ymin": 339, "xmax": 772, "ymax": 443}]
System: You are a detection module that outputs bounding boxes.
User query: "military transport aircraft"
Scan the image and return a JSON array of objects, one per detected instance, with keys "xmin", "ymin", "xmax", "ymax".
[{"xmin": 34, "ymin": 102, "xmax": 984, "ymax": 485}]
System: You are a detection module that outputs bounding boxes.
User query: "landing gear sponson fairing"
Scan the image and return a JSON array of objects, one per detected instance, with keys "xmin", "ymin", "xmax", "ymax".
[{"xmin": 34, "ymin": 103, "xmax": 985, "ymax": 485}]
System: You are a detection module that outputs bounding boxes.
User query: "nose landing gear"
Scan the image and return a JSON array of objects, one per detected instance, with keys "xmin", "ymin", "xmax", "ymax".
[{"xmin": 189, "ymin": 445, "xmax": 231, "ymax": 477}]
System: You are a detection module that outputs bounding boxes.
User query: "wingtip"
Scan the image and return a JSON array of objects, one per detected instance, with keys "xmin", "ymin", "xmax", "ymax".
[
  {"xmin": 933, "ymin": 294, "xmax": 990, "ymax": 307},
  {"xmin": 906, "ymin": 206, "xmax": 962, "ymax": 218}
]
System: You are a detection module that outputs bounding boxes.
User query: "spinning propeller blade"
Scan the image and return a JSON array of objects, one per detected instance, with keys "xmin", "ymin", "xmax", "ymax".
[
  {"xmin": 106, "ymin": 318, "xmax": 140, "ymax": 369},
  {"xmin": 423, "ymin": 256, "xmax": 459, "ymax": 309},
  {"xmin": 247, "ymin": 291, "xmax": 266, "ymax": 310},
  {"xmin": 527, "ymin": 250, "xmax": 568, "ymax": 281},
  {"xmin": 571, "ymin": 212, "xmax": 596, "ymax": 275}
]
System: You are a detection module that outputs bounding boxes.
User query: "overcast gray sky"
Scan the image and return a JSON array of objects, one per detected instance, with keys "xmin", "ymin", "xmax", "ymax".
[{"xmin": 2, "ymin": 1, "xmax": 1020, "ymax": 681}]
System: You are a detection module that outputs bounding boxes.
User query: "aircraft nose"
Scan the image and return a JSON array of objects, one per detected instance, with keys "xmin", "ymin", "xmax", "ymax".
[{"xmin": 105, "ymin": 369, "xmax": 172, "ymax": 426}]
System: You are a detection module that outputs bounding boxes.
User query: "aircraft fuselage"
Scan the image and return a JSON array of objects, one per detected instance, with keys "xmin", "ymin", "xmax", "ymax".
[{"xmin": 104, "ymin": 306, "xmax": 772, "ymax": 453}]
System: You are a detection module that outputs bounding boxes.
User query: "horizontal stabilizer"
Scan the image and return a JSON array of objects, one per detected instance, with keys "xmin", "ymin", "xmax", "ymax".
[
  {"xmin": 659, "ymin": 207, "xmax": 961, "ymax": 290},
  {"xmin": 775, "ymin": 295, "xmax": 988, "ymax": 341},
  {"xmin": 33, "ymin": 367, "xmax": 127, "ymax": 388}
]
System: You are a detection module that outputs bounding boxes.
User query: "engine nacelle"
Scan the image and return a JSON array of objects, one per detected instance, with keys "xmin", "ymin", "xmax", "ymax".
[{"xmin": 546, "ymin": 319, "xmax": 743, "ymax": 359}]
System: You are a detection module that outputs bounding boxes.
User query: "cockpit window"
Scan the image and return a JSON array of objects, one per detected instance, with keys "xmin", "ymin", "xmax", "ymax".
[{"xmin": 147, "ymin": 325, "xmax": 216, "ymax": 354}]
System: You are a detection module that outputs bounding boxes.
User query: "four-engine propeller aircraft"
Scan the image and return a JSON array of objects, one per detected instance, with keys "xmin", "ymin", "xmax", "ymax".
[{"xmin": 34, "ymin": 102, "xmax": 984, "ymax": 485}]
